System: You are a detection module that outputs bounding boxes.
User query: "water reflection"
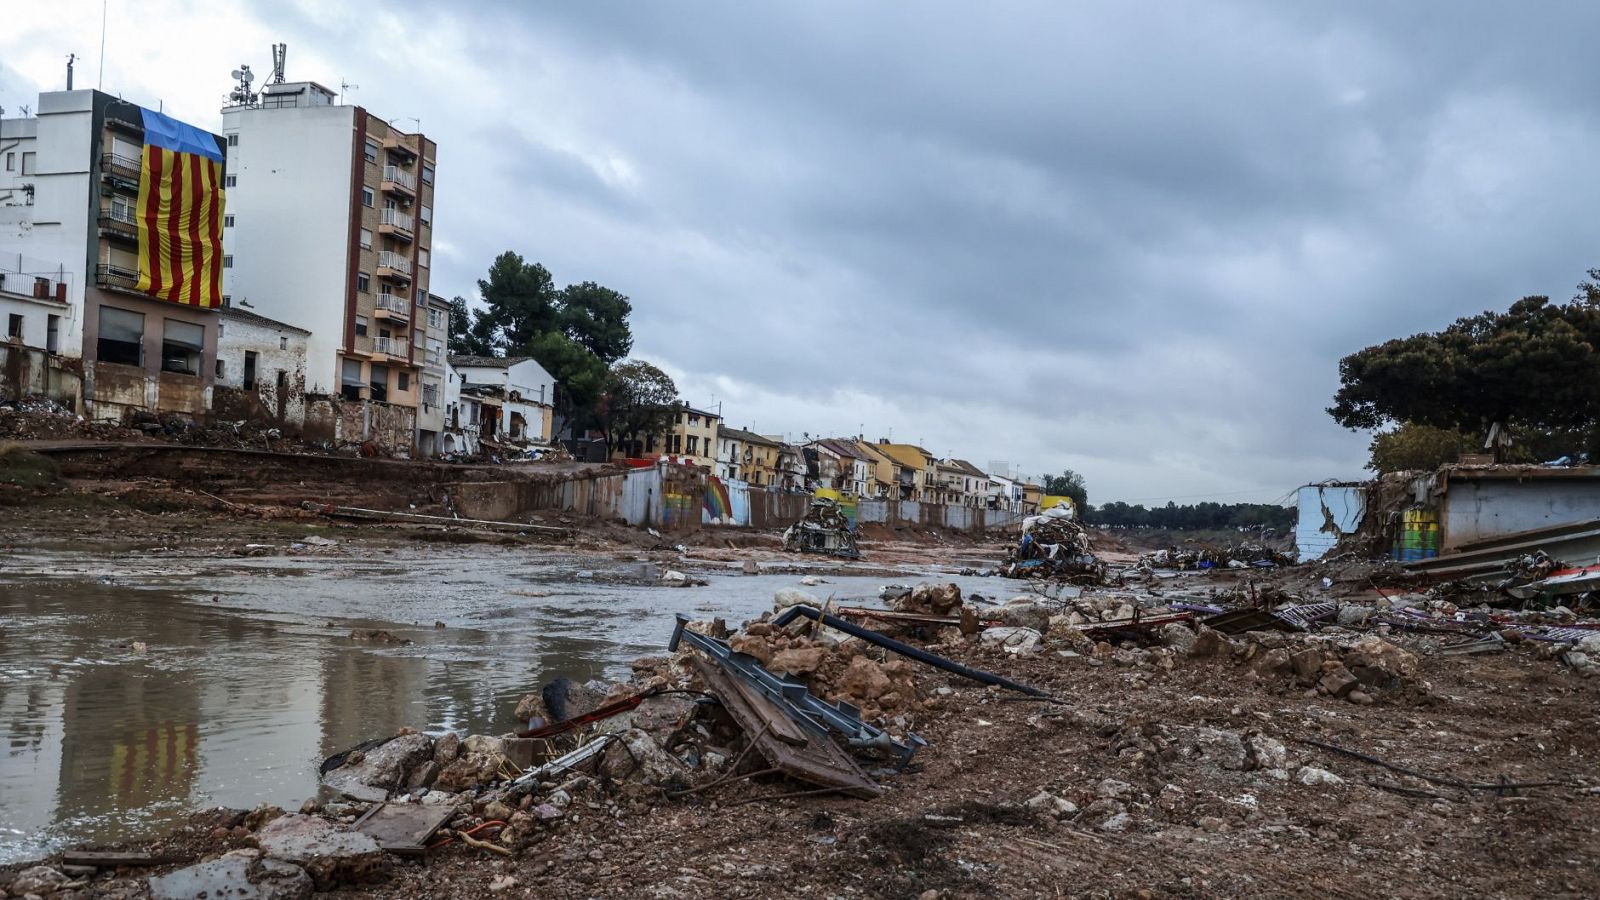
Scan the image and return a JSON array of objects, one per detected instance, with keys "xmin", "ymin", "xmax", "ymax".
[{"xmin": 0, "ymin": 544, "xmax": 987, "ymax": 863}]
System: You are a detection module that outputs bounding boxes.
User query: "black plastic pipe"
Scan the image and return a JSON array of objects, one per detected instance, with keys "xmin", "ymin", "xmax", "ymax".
[{"xmin": 771, "ymin": 604, "xmax": 1056, "ymax": 699}]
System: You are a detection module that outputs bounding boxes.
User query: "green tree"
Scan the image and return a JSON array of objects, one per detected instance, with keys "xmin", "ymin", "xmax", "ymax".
[
  {"xmin": 559, "ymin": 281, "xmax": 633, "ymax": 364},
  {"xmin": 1042, "ymin": 469, "xmax": 1088, "ymax": 510},
  {"xmin": 1366, "ymin": 423, "xmax": 1476, "ymax": 474},
  {"xmin": 596, "ymin": 359, "xmax": 677, "ymax": 454},
  {"xmin": 446, "ymin": 296, "xmax": 496, "ymax": 357},
  {"xmin": 1329, "ymin": 278, "xmax": 1600, "ymax": 455},
  {"xmin": 476, "ymin": 252, "xmax": 560, "ymax": 350},
  {"xmin": 528, "ymin": 332, "xmax": 609, "ymax": 436}
]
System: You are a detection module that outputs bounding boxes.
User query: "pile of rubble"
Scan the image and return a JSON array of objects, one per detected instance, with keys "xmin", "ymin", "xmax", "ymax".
[
  {"xmin": 781, "ymin": 496, "xmax": 860, "ymax": 559},
  {"xmin": 999, "ymin": 505, "xmax": 1106, "ymax": 582},
  {"xmin": 1137, "ymin": 541, "xmax": 1295, "ymax": 571}
]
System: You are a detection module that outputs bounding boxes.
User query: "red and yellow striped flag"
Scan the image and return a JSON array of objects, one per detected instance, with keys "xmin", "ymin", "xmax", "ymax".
[{"xmin": 134, "ymin": 110, "xmax": 226, "ymax": 308}]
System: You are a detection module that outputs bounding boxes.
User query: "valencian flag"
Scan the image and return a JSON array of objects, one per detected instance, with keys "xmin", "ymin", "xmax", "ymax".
[{"xmin": 133, "ymin": 110, "xmax": 226, "ymax": 308}]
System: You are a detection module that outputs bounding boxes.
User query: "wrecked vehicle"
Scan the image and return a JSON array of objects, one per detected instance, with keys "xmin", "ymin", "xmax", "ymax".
[{"xmin": 781, "ymin": 496, "xmax": 861, "ymax": 558}]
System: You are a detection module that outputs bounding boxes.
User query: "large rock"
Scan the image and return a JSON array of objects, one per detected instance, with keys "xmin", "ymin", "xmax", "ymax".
[
  {"xmin": 1159, "ymin": 623, "xmax": 1197, "ymax": 651},
  {"xmin": 1343, "ymin": 636, "xmax": 1417, "ymax": 688},
  {"xmin": 729, "ymin": 634, "xmax": 776, "ymax": 666},
  {"xmin": 1169, "ymin": 725, "xmax": 1248, "ymax": 771},
  {"xmin": 773, "ymin": 588, "xmax": 822, "ymax": 614},
  {"xmin": 996, "ymin": 597, "xmax": 1051, "ymax": 632},
  {"xmin": 433, "ymin": 731, "xmax": 461, "ymax": 765},
  {"xmin": 979, "ymin": 625, "xmax": 1043, "ymax": 654},
  {"xmin": 897, "ymin": 583, "xmax": 963, "ymax": 615},
  {"xmin": 11, "ymin": 866, "xmax": 71, "ymax": 896},
  {"xmin": 433, "ymin": 742, "xmax": 514, "ymax": 793},
  {"xmin": 255, "ymin": 815, "xmax": 387, "ymax": 890},
  {"xmin": 598, "ymin": 727, "xmax": 689, "ymax": 787},
  {"xmin": 1189, "ymin": 627, "xmax": 1235, "ymax": 658},
  {"xmin": 769, "ymin": 645, "xmax": 829, "ymax": 676},
  {"xmin": 1319, "ymin": 666, "xmax": 1359, "ymax": 698},
  {"xmin": 1290, "ymin": 648, "xmax": 1323, "ymax": 685},
  {"xmin": 837, "ymin": 656, "xmax": 893, "ymax": 701},
  {"xmin": 1251, "ymin": 647, "xmax": 1293, "ymax": 679},
  {"xmin": 148, "ymin": 850, "xmax": 313, "ymax": 900},
  {"xmin": 321, "ymin": 733, "xmax": 433, "ymax": 802}
]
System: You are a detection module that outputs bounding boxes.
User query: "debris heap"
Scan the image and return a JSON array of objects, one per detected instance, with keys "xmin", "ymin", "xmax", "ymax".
[
  {"xmin": 1000, "ymin": 505, "xmax": 1105, "ymax": 582},
  {"xmin": 781, "ymin": 496, "xmax": 860, "ymax": 558}
]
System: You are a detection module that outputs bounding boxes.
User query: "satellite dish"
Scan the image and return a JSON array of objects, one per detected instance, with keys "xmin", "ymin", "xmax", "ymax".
[
  {"xmin": 243, "ymin": 72, "xmax": 254, "ymax": 84},
  {"xmin": 231, "ymin": 69, "xmax": 243, "ymax": 80}
]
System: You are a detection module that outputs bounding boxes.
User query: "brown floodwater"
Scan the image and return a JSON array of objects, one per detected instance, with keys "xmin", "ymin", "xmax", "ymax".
[{"xmin": 0, "ymin": 539, "xmax": 996, "ymax": 863}]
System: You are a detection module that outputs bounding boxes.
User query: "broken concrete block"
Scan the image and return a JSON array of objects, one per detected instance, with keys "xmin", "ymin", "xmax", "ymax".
[
  {"xmin": 773, "ymin": 588, "xmax": 822, "ymax": 614},
  {"xmin": 979, "ymin": 626, "xmax": 1043, "ymax": 654},
  {"xmin": 321, "ymin": 733, "xmax": 433, "ymax": 802},
  {"xmin": 996, "ymin": 598, "xmax": 1052, "ymax": 632},
  {"xmin": 598, "ymin": 728, "xmax": 689, "ymax": 787},
  {"xmin": 11, "ymin": 866, "xmax": 71, "ymax": 896},
  {"xmin": 149, "ymin": 852, "xmax": 313, "ymax": 900},
  {"xmin": 255, "ymin": 815, "xmax": 387, "ymax": 890},
  {"xmin": 1319, "ymin": 666, "xmax": 1359, "ymax": 699}
]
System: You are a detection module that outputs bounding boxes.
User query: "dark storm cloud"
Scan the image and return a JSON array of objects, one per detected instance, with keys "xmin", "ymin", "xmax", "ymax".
[{"xmin": 320, "ymin": 1, "xmax": 1600, "ymax": 497}]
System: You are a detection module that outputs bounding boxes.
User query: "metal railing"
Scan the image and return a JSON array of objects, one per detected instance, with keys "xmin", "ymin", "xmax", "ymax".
[
  {"xmin": 95, "ymin": 263, "xmax": 140, "ymax": 288},
  {"xmin": 380, "ymin": 208, "xmax": 414, "ymax": 232},
  {"xmin": 376, "ymin": 251, "xmax": 411, "ymax": 275},
  {"xmin": 101, "ymin": 152, "xmax": 142, "ymax": 174},
  {"xmin": 381, "ymin": 165, "xmax": 416, "ymax": 190},
  {"xmin": 375, "ymin": 293, "xmax": 410, "ymax": 316},
  {"xmin": 373, "ymin": 336, "xmax": 400, "ymax": 356}
]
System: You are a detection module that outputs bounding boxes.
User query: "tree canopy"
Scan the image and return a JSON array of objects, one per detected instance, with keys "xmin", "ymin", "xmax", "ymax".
[
  {"xmin": 597, "ymin": 359, "xmax": 677, "ymax": 453},
  {"xmin": 1366, "ymin": 423, "xmax": 1476, "ymax": 474},
  {"xmin": 1329, "ymin": 276, "xmax": 1600, "ymax": 454},
  {"xmin": 447, "ymin": 252, "xmax": 650, "ymax": 438},
  {"xmin": 1042, "ymin": 469, "xmax": 1088, "ymax": 509},
  {"xmin": 1086, "ymin": 501, "xmax": 1293, "ymax": 532}
]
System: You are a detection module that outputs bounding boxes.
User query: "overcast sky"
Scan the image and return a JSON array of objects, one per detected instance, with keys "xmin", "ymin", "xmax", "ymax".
[{"xmin": 5, "ymin": 2, "xmax": 1597, "ymax": 503}]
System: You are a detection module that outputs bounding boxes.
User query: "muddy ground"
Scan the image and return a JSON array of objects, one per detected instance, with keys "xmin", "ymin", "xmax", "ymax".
[{"xmin": 2, "ymin": 472, "xmax": 1598, "ymax": 898}]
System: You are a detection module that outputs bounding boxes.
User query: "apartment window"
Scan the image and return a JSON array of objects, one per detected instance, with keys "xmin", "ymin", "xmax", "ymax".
[
  {"xmin": 340, "ymin": 358, "xmax": 363, "ymax": 401},
  {"xmin": 421, "ymin": 163, "xmax": 434, "ymax": 185},
  {"xmin": 225, "ymin": 174, "xmax": 237, "ymax": 187},
  {"xmin": 427, "ymin": 308, "xmax": 445, "ymax": 330},
  {"xmin": 360, "ymin": 228, "xmax": 373, "ymax": 249},
  {"xmin": 417, "ymin": 249, "xmax": 429, "ymax": 268},
  {"xmin": 364, "ymin": 139, "xmax": 379, "ymax": 163},
  {"xmin": 397, "ymin": 371, "xmax": 409, "ymax": 391},
  {"xmin": 224, "ymin": 214, "xmax": 235, "ymax": 228},
  {"xmin": 6, "ymin": 314, "xmax": 21, "ymax": 341},
  {"xmin": 97, "ymin": 306, "xmax": 144, "ymax": 366},
  {"xmin": 221, "ymin": 294, "xmax": 232, "ymax": 307},
  {"xmin": 687, "ymin": 435, "xmax": 699, "ymax": 455},
  {"xmin": 215, "ymin": 358, "xmax": 226, "ymax": 378},
  {"xmin": 357, "ymin": 272, "xmax": 370, "ymax": 293},
  {"xmin": 46, "ymin": 315, "xmax": 59, "ymax": 353},
  {"xmin": 222, "ymin": 255, "xmax": 233, "ymax": 268},
  {"xmin": 362, "ymin": 187, "xmax": 375, "ymax": 207},
  {"xmin": 217, "ymin": 322, "xmax": 225, "ymax": 338},
  {"xmin": 3, "ymin": 152, "xmax": 11, "ymax": 171},
  {"xmin": 21, "ymin": 152, "xmax": 36, "ymax": 175},
  {"xmin": 279, "ymin": 336, "xmax": 288, "ymax": 350},
  {"xmin": 355, "ymin": 315, "xmax": 369, "ymax": 337},
  {"xmin": 161, "ymin": 319, "xmax": 204, "ymax": 375},
  {"xmin": 422, "ymin": 381, "xmax": 438, "ymax": 407},
  {"xmin": 413, "ymin": 329, "xmax": 424, "ymax": 348},
  {"xmin": 227, "ymin": 134, "xmax": 239, "ymax": 147},
  {"xmin": 243, "ymin": 351, "xmax": 258, "ymax": 388},
  {"xmin": 419, "ymin": 204, "xmax": 432, "ymax": 225},
  {"xmin": 369, "ymin": 363, "xmax": 389, "ymax": 402}
]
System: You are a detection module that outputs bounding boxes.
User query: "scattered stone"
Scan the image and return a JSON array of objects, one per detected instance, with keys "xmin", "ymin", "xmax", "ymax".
[
  {"xmin": 490, "ymin": 874, "xmax": 519, "ymax": 892},
  {"xmin": 1095, "ymin": 778, "xmax": 1134, "ymax": 800},
  {"xmin": 1290, "ymin": 648, "xmax": 1323, "ymax": 684},
  {"xmin": 1025, "ymin": 791, "xmax": 1078, "ymax": 818},
  {"xmin": 1298, "ymin": 766, "xmax": 1345, "ymax": 786},
  {"xmin": 1319, "ymin": 667, "xmax": 1360, "ymax": 699},
  {"xmin": 1190, "ymin": 627, "xmax": 1234, "ymax": 658},
  {"xmin": 1098, "ymin": 812, "xmax": 1132, "ymax": 832},
  {"xmin": 1251, "ymin": 647, "xmax": 1293, "ymax": 679},
  {"xmin": 773, "ymin": 588, "xmax": 822, "ymax": 614},
  {"xmin": 979, "ymin": 626, "xmax": 1043, "ymax": 654},
  {"xmin": 838, "ymin": 656, "xmax": 893, "ymax": 700},
  {"xmin": 11, "ymin": 866, "xmax": 70, "ymax": 896},
  {"xmin": 433, "ymin": 731, "xmax": 461, "ymax": 765},
  {"xmin": 769, "ymin": 646, "xmax": 828, "ymax": 676},
  {"xmin": 1159, "ymin": 622, "xmax": 1197, "ymax": 651},
  {"xmin": 995, "ymin": 597, "xmax": 1051, "ymax": 632}
]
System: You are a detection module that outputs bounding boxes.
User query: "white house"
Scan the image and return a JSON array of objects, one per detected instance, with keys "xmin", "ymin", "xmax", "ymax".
[
  {"xmin": 448, "ymin": 355, "xmax": 555, "ymax": 445},
  {"xmin": 214, "ymin": 306, "xmax": 309, "ymax": 429},
  {"xmin": 987, "ymin": 473, "xmax": 1025, "ymax": 512}
]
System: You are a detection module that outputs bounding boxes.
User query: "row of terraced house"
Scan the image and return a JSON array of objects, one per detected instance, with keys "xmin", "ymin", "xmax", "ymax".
[
  {"xmin": 611, "ymin": 402, "xmax": 1043, "ymax": 513},
  {"xmin": 0, "ymin": 78, "xmax": 553, "ymax": 458}
]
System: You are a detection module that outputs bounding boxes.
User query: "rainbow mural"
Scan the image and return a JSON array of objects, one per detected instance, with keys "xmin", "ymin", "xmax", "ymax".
[{"xmin": 703, "ymin": 476, "xmax": 733, "ymax": 524}]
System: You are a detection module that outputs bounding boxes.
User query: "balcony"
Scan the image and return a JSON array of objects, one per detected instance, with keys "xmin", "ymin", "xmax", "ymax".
[
  {"xmin": 378, "ymin": 207, "xmax": 414, "ymax": 241},
  {"xmin": 380, "ymin": 165, "xmax": 416, "ymax": 199},
  {"xmin": 382, "ymin": 135, "xmax": 418, "ymax": 161},
  {"xmin": 95, "ymin": 263, "xmax": 140, "ymax": 290},
  {"xmin": 371, "ymin": 336, "xmax": 406, "ymax": 362},
  {"xmin": 98, "ymin": 207, "xmax": 139, "ymax": 243},
  {"xmin": 374, "ymin": 292, "xmax": 410, "ymax": 321},
  {"xmin": 101, "ymin": 152, "xmax": 142, "ymax": 181},
  {"xmin": 376, "ymin": 250, "xmax": 412, "ymax": 283}
]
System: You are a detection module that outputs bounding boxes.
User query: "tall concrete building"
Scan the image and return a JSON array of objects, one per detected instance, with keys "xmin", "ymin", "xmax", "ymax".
[
  {"xmin": 1, "ymin": 90, "xmax": 226, "ymax": 420},
  {"xmin": 221, "ymin": 80, "xmax": 438, "ymax": 441}
]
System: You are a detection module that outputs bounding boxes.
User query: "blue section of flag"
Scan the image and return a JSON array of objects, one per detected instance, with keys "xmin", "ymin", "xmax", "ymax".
[{"xmin": 141, "ymin": 109, "xmax": 223, "ymax": 162}]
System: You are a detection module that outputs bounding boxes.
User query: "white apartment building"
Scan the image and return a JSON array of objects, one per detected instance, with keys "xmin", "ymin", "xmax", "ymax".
[{"xmin": 221, "ymin": 80, "xmax": 438, "ymax": 431}]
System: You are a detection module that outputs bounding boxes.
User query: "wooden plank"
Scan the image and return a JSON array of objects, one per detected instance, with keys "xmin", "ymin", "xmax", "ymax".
[
  {"xmin": 60, "ymin": 850, "xmax": 163, "ymax": 867},
  {"xmin": 690, "ymin": 658, "xmax": 881, "ymax": 799},
  {"xmin": 351, "ymin": 802, "xmax": 455, "ymax": 855}
]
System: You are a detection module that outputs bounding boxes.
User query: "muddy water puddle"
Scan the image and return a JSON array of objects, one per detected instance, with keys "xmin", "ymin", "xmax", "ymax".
[{"xmin": 0, "ymin": 541, "xmax": 996, "ymax": 862}]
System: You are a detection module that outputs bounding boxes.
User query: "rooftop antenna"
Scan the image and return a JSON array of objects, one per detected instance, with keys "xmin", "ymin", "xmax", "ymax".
[
  {"xmin": 339, "ymin": 79, "xmax": 359, "ymax": 105},
  {"xmin": 97, "ymin": 0, "xmax": 107, "ymax": 89},
  {"xmin": 66, "ymin": 53, "xmax": 76, "ymax": 91},
  {"xmin": 228, "ymin": 64, "xmax": 257, "ymax": 107},
  {"xmin": 270, "ymin": 43, "xmax": 287, "ymax": 83}
]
